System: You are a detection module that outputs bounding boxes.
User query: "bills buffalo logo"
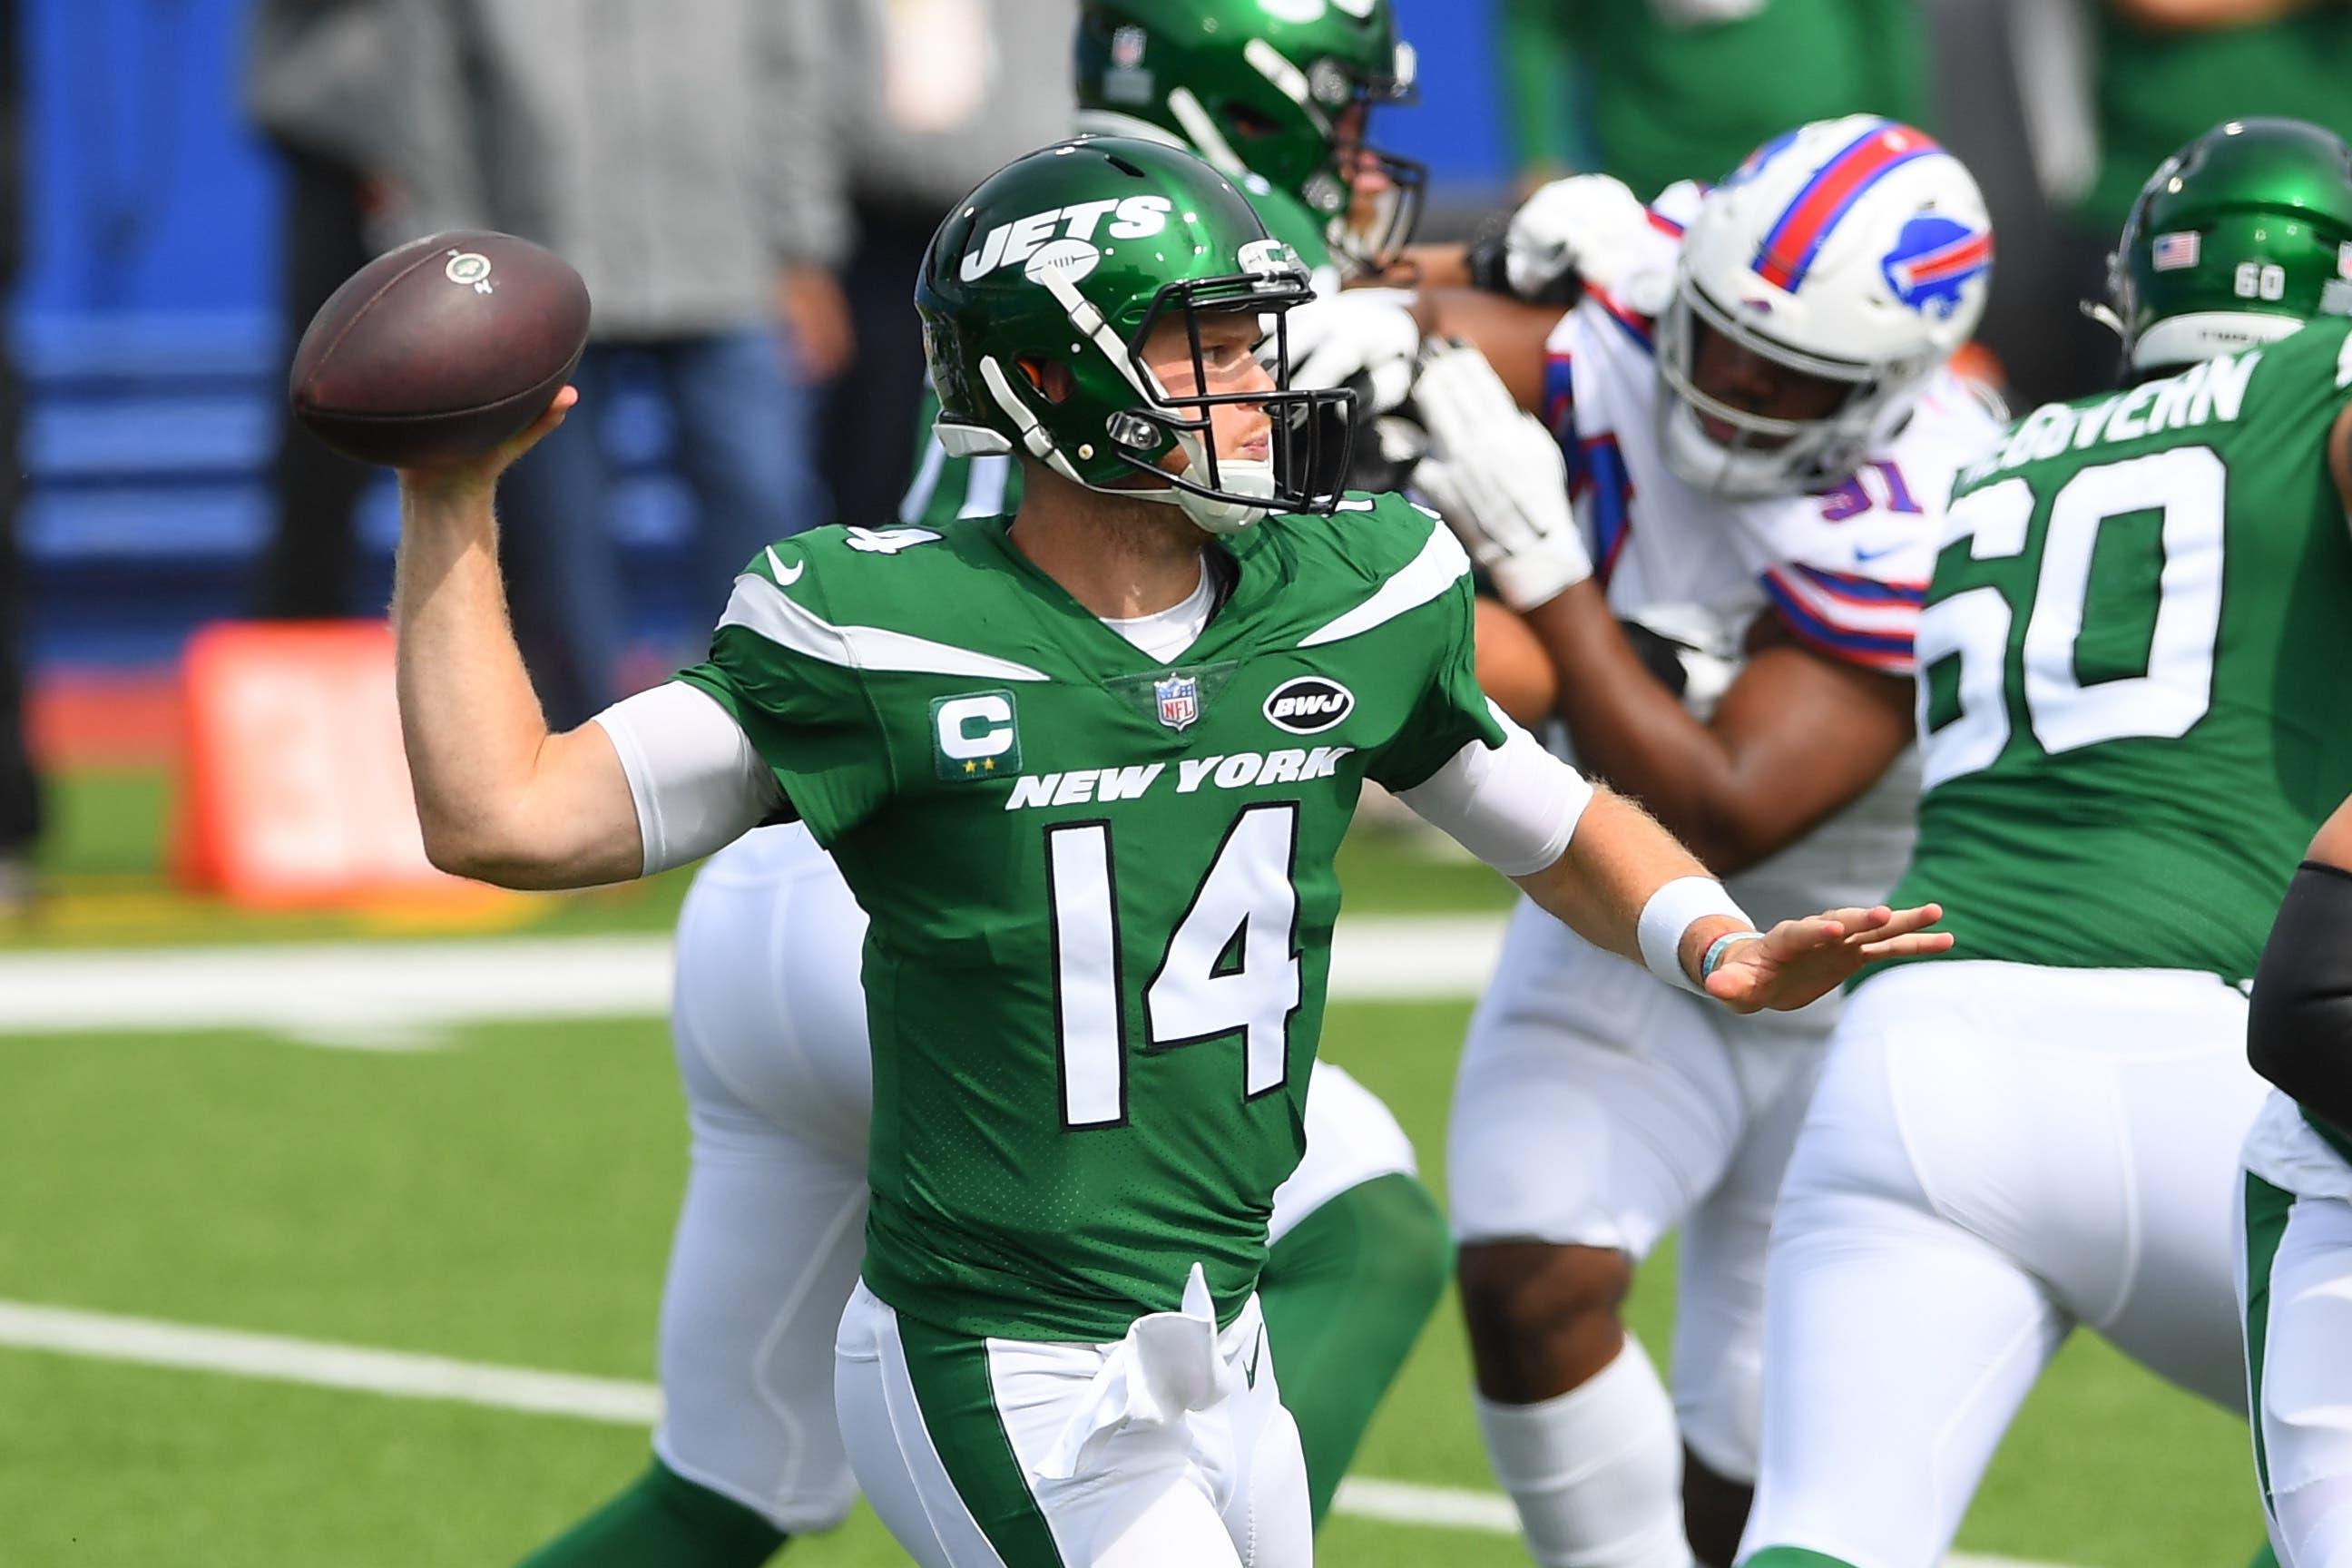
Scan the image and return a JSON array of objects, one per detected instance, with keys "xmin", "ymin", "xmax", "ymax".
[
  {"xmin": 1881, "ymin": 215, "xmax": 1991, "ymax": 319},
  {"xmin": 1155, "ymin": 673, "xmax": 1201, "ymax": 731}
]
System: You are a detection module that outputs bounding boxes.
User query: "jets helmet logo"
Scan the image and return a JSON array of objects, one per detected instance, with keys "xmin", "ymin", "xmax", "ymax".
[{"xmin": 960, "ymin": 197, "xmax": 1175, "ymax": 282}]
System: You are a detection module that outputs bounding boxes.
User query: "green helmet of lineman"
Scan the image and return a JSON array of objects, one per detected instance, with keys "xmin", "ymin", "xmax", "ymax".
[
  {"xmin": 1072, "ymin": 0, "xmax": 1423, "ymax": 271},
  {"xmin": 2109, "ymin": 116, "xmax": 2352, "ymax": 372},
  {"xmin": 915, "ymin": 136, "xmax": 1354, "ymax": 536}
]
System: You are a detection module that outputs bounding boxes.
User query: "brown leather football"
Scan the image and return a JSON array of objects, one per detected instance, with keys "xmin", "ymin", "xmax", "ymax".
[{"xmin": 289, "ymin": 230, "xmax": 592, "ymax": 468}]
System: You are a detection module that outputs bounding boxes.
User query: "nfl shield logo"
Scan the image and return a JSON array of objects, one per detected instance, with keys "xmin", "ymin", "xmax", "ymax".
[{"xmin": 1155, "ymin": 674, "xmax": 1200, "ymax": 731}]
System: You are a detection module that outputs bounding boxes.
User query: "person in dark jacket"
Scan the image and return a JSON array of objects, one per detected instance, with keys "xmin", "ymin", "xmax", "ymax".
[{"xmin": 244, "ymin": 0, "xmax": 405, "ymax": 621}]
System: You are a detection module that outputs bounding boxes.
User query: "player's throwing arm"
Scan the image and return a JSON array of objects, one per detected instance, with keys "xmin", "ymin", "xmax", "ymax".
[{"xmin": 282, "ymin": 231, "xmax": 746, "ymax": 888}]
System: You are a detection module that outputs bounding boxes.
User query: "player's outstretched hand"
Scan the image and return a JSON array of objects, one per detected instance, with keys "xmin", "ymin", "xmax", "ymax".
[
  {"xmin": 397, "ymin": 387, "xmax": 578, "ymax": 505},
  {"xmin": 1704, "ymin": 903, "xmax": 1952, "ymax": 1015}
]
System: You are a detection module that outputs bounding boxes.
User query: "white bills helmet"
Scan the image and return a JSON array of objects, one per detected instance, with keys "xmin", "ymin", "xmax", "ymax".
[{"xmin": 1656, "ymin": 116, "xmax": 1993, "ymax": 497}]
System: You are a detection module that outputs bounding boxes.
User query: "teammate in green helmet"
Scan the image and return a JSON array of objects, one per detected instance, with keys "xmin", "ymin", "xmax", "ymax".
[
  {"xmin": 1072, "ymin": 0, "xmax": 1424, "ymax": 274},
  {"xmin": 1738, "ymin": 118, "xmax": 2352, "ymax": 1568},
  {"xmin": 2103, "ymin": 114, "xmax": 2352, "ymax": 374}
]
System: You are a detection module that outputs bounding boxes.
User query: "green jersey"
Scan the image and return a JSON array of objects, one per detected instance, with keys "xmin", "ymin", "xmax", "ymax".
[
  {"xmin": 1892, "ymin": 318, "xmax": 2352, "ymax": 982},
  {"xmin": 897, "ymin": 179, "xmax": 1341, "ymax": 531},
  {"xmin": 678, "ymin": 495, "xmax": 1501, "ymax": 1340}
]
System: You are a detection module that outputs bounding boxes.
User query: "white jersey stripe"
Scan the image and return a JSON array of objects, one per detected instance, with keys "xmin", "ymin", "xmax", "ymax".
[
  {"xmin": 1298, "ymin": 518, "xmax": 1470, "ymax": 648},
  {"xmin": 720, "ymin": 562, "xmax": 1052, "ymax": 682}
]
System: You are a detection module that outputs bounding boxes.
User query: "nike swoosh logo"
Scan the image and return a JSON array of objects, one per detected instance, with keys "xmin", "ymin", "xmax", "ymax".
[
  {"xmin": 1243, "ymin": 1328, "xmax": 1263, "ymax": 1389},
  {"xmin": 1852, "ymin": 544, "xmax": 1906, "ymax": 564},
  {"xmin": 764, "ymin": 546, "xmax": 804, "ymax": 585}
]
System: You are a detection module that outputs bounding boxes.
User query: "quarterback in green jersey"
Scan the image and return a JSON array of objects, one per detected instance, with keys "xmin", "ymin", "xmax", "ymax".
[
  {"xmin": 517, "ymin": 18, "xmax": 1447, "ymax": 1565},
  {"xmin": 1738, "ymin": 119, "xmax": 2352, "ymax": 1568},
  {"xmin": 898, "ymin": 0, "xmax": 1429, "ymax": 533},
  {"xmin": 384, "ymin": 137, "xmax": 1946, "ymax": 1568}
]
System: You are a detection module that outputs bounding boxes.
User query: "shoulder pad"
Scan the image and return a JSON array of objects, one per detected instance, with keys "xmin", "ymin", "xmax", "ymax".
[{"xmin": 1279, "ymin": 494, "xmax": 1473, "ymax": 649}]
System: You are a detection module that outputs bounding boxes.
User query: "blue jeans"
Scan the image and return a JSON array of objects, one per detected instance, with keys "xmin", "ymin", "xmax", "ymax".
[{"xmin": 499, "ymin": 328, "xmax": 824, "ymax": 729}]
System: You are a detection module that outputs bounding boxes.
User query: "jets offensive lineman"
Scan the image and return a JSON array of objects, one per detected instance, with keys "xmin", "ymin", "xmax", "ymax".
[
  {"xmin": 1401, "ymin": 117, "xmax": 2001, "ymax": 1567},
  {"xmin": 1740, "ymin": 117, "xmax": 2352, "ymax": 1568}
]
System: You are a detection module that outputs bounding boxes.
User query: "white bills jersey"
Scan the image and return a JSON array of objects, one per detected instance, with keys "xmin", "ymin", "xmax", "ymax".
[{"xmin": 1535, "ymin": 181, "xmax": 2003, "ymax": 922}]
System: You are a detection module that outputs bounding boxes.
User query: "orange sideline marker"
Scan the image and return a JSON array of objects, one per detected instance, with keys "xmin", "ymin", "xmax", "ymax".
[{"xmin": 171, "ymin": 622, "xmax": 506, "ymax": 910}]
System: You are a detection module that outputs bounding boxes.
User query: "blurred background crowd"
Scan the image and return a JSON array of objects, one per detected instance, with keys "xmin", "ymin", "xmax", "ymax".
[{"xmin": 5, "ymin": 0, "xmax": 2349, "ymax": 916}]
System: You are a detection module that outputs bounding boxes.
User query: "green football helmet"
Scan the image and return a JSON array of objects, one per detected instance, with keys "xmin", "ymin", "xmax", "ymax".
[
  {"xmin": 1073, "ymin": 0, "xmax": 1424, "ymax": 273},
  {"xmin": 916, "ymin": 136, "xmax": 1355, "ymax": 534},
  {"xmin": 2108, "ymin": 117, "xmax": 2352, "ymax": 372}
]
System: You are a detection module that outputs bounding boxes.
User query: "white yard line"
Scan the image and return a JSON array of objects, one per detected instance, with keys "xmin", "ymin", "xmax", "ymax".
[
  {"xmin": 0, "ymin": 914, "xmax": 1511, "ymax": 1037},
  {"xmin": 0, "ymin": 1298, "xmax": 2062, "ymax": 1565},
  {"xmin": 0, "ymin": 1300, "xmax": 661, "ymax": 1425}
]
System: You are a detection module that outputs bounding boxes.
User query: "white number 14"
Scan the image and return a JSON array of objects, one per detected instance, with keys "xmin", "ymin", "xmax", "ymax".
[{"xmin": 1047, "ymin": 806, "xmax": 1300, "ymax": 1129}]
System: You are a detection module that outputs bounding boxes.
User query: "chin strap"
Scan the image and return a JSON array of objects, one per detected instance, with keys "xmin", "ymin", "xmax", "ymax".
[
  {"xmin": 1127, "ymin": 453, "xmax": 1275, "ymax": 535},
  {"xmin": 1173, "ymin": 457, "xmax": 1276, "ymax": 535}
]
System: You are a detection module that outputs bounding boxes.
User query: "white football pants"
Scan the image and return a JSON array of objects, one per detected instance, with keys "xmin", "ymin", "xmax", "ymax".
[
  {"xmin": 836, "ymin": 1276, "xmax": 1312, "ymax": 1567},
  {"xmin": 653, "ymin": 825, "xmax": 1414, "ymax": 1532},
  {"xmin": 1740, "ymin": 961, "xmax": 2269, "ymax": 1568},
  {"xmin": 1449, "ymin": 896, "xmax": 1832, "ymax": 1476},
  {"xmin": 2239, "ymin": 1090, "xmax": 2352, "ymax": 1568}
]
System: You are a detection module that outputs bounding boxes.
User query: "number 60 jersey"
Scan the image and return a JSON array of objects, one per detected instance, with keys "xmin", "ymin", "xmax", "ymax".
[
  {"xmin": 676, "ymin": 495, "xmax": 1503, "ymax": 1345},
  {"xmin": 1891, "ymin": 317, "xmax": 2352, "ymax": 983}
]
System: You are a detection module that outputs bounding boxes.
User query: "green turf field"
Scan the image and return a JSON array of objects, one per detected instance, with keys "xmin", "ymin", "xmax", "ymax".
[{"xmin": 0, "ymin": 771, "xmax": 2267, "ymax": 1565}]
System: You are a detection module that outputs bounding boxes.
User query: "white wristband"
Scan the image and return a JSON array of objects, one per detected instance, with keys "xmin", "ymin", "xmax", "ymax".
[{"xmin": 1635, "ymin": 876, "xmax": 1753, "ymax": 993}]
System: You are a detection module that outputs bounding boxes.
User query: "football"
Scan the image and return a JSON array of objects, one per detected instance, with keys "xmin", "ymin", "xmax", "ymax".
[{"xmin": 289, "ymin": 230, "xmax": 591, "ymax": 468}]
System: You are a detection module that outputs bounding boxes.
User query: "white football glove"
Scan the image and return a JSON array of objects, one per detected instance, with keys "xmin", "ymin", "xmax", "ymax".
[
  {"xmin": 1277, "ymin": 287, "xmax": 1423, "ymax": 417},
  {"xmin": 1411, "ymin": 339, "xmax": 1592, "ymax": 612},
  {"xmin": 1499, "ymin": 173, "xmax": 1655, "ymax": 303}
]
